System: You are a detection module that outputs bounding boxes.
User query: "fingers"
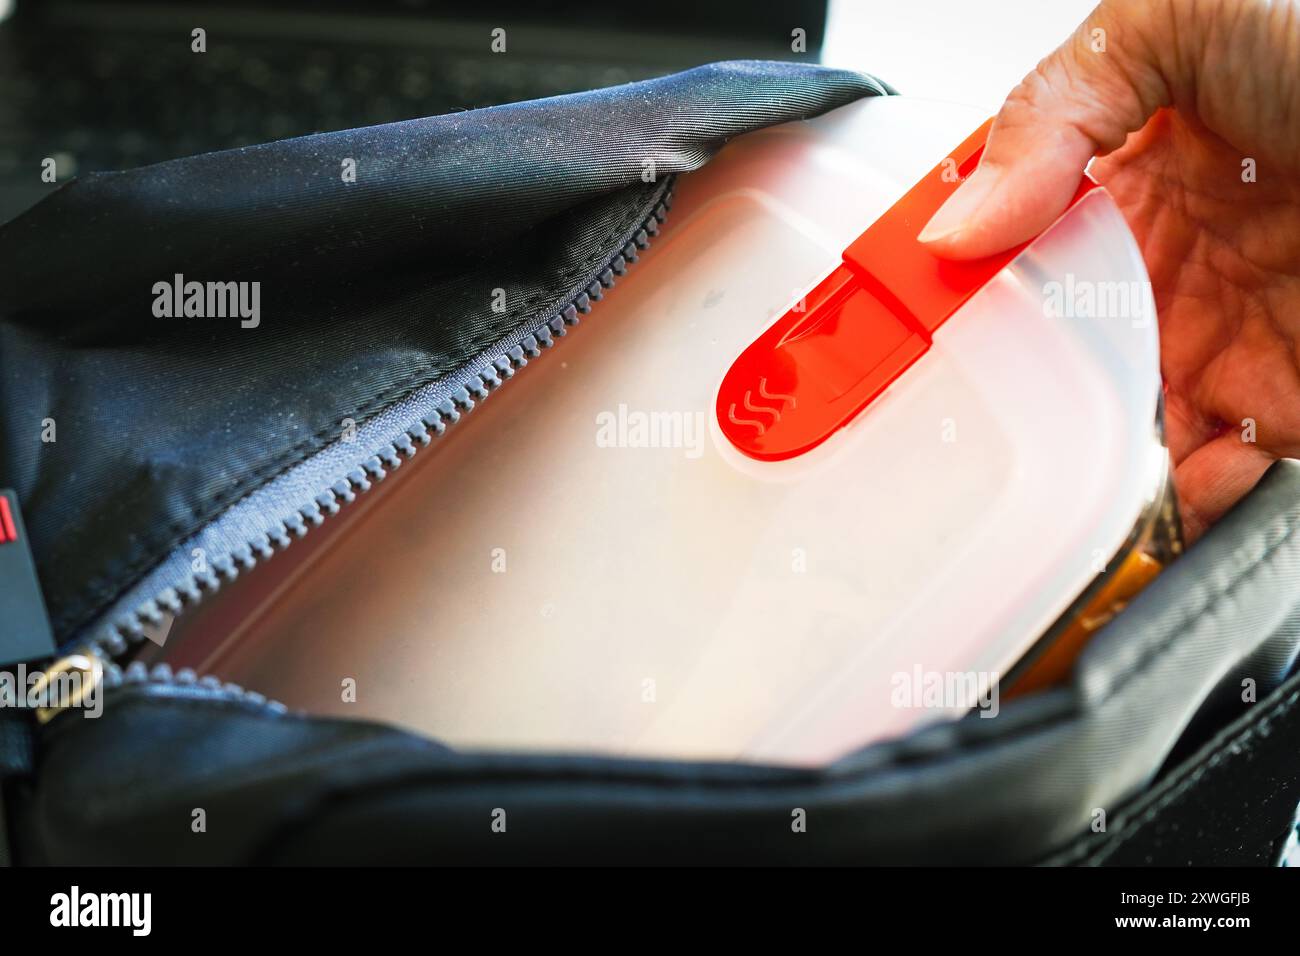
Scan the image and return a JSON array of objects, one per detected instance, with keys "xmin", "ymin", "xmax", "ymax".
[
  {"xmin": 1164, "ymin": 387, "xmax": 1224, "ymax": 467},
  {"xmin": 1173, "ymin": 432, "xmax": 1274, "ymax": 544},
  {"xmin": 918, "ymin": 0, "xmax": 1175, "ymax": 259}
]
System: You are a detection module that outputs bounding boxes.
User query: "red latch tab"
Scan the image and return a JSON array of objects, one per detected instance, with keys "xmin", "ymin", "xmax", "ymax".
[
  {"xmin": 0, "ymin": 488, "xmax": 57, "ymax": 666},
  {"xmin": 717, "ymin": 119, "xmax": 1098, "ymax": 461},
  {"xmin": 0, "ymin": 493, "xmax": 17, "ymax": 544}
]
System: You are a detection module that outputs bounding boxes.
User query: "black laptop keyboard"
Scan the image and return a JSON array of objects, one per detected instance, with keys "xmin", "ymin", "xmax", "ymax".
[{"xmin": 0, "ymin": 27, "xmax": 644, "ymax": 180}]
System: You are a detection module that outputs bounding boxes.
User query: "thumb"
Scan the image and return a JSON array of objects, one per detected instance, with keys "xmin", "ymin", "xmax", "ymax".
[{"xmin": 918, "ymin": 1, "xmax": 1171, "ymax": 259}]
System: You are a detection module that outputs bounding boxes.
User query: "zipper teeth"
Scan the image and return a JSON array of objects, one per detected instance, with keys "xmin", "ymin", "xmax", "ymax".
[
  {"xmin": 97, "ymin": 658, "xmax": 290, "ymax": 714},
  {"xmin": 80, "ymin": 185, "xmax": 673, "ymax": 671}
]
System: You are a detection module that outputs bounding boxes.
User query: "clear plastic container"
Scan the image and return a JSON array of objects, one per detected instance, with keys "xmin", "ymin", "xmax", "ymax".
[{"xmin": 157, "ymin": 97, "xmax": 1172, "ymax": 765}]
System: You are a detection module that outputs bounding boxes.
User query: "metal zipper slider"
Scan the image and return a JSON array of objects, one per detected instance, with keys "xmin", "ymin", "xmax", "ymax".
[{"xmin": 29, "ymin": 652, "xmax": 104, "ymax": 724}]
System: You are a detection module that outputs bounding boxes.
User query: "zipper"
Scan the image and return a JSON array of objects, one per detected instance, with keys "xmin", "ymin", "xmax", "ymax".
[
  {"xmin": 49, "ymin": 182, "xmax": 673, "ymax": 713},
  {"xmin": 32, "ymin": 649, "xmax": 286, "ymax": 725}
]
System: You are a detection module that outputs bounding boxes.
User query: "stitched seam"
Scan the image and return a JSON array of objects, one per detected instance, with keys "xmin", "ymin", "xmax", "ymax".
[
  {"xmin": 1089, "ymin": 684, "xmax": 1300, "ymax": 865},
  {"xmin": 1087, "ymin": 509, "xmax": 1300, "ymax": 707},
  {"xmin": 1049, "ymin": 668, "xmax": 1300, "ymax": 865}
]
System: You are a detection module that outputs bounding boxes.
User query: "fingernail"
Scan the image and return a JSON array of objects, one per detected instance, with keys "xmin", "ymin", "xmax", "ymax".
[{"xmin": 917, "ymin": 166, "xmax": 1002, "ymax": 244}]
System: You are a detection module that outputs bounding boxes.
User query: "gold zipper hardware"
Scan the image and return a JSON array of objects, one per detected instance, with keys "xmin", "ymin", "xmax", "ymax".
[{"xmin": 30, "ymin": 653, "xmax": 104, "ymax": 724}]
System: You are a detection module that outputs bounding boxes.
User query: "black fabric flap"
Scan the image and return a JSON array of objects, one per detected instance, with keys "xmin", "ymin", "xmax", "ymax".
[{"xmin": 0, "ymin": 61, "xmax": 889, "ymax": 644}]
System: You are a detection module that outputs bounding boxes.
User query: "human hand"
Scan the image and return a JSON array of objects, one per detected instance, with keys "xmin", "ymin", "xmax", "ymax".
[{"xmin": 918, "ymin": 0, "xmax": 1300, "ymax": 541}]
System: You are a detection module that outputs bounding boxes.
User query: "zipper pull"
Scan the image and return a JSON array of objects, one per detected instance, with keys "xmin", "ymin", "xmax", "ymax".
[{"xmin": 29, "ymin": 652, "xmax": 105, "ymax": 724}]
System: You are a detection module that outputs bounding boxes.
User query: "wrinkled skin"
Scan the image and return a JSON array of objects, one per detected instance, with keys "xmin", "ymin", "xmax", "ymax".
[{"xmin": 919, "ymin": 0, "xmax": 1300, "ymax": 541}]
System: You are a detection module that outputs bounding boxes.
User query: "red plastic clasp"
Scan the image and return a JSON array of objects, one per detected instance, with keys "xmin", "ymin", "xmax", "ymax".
[
  {"xmin": 716, "ymin": 119, "xmax": 1098, "ymax": 461},
  {"xmin": 0, "ymin": 494, "xmax": 16, "ymax": 544}
]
